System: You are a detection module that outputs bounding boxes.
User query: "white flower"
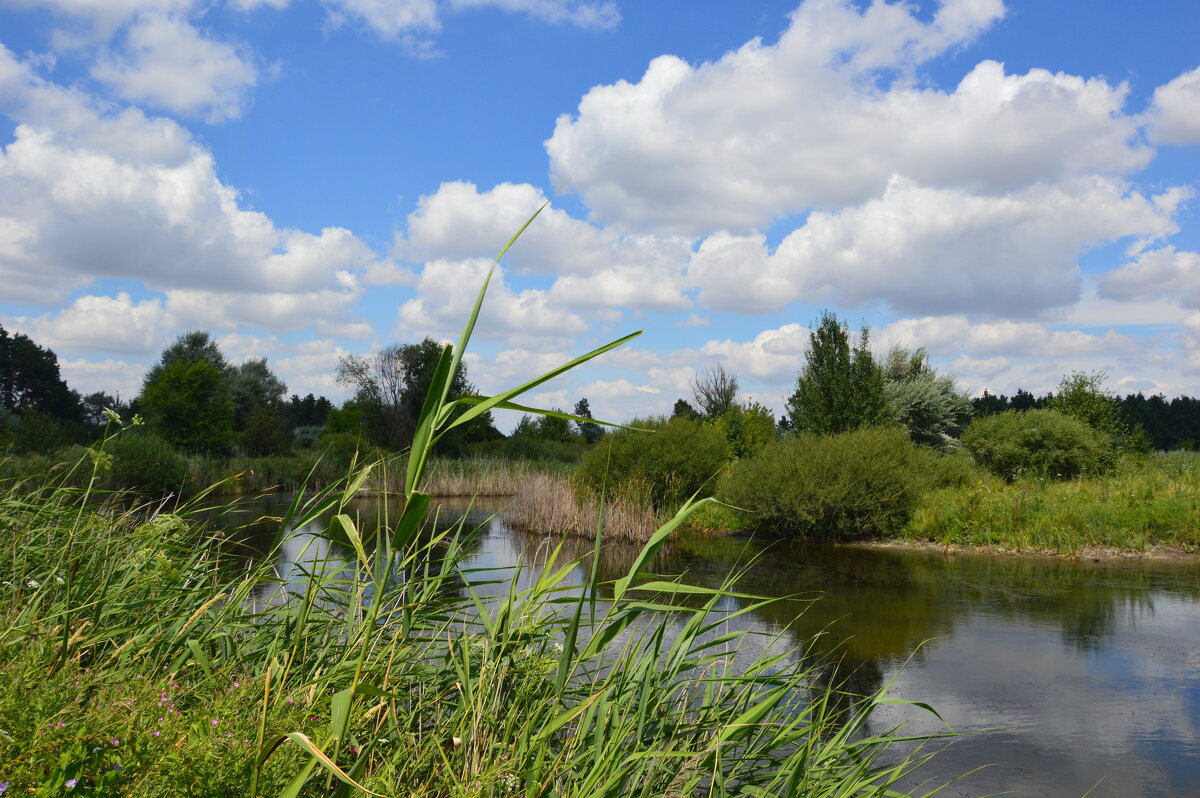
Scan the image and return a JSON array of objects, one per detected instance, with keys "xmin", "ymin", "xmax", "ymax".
[
  {"xmin": 26, "ymin": 579, "xmax": 40, "ymax": 589},
  {"xmin": 56, "ymin": 577, "xmax": 65, "ymax": 584}
]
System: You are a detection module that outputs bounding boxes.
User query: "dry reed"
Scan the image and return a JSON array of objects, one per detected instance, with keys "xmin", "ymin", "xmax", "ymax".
[{"xmin": 506, "ymin": 471, "xmax": 659, "ymax": 542}]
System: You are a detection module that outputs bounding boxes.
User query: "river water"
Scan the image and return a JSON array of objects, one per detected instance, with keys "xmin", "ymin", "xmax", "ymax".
[{"xmin": 223, "ymin": 494, "xmax": 1200, "ymax": 798}]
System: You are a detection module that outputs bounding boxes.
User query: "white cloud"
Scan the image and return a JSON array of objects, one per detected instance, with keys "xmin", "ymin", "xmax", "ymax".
[
  {"xmin": 676, "ymin": 313, "xmax": 709, "ymax": 328},
  {"xmin": 165, "ymin": 287, "xmax": 362, "ymax": 332},
  {"xmin": 90, "ymin": 12, "xmax": 259, "ymax": 121},
  {"xmin": 8, "ymin": 292, "xmax": 170, "ymax": 355},
  {"xmin": 688, "ymin": 177, "xmax": 1185, "ymax": 317},
  {"xmin": 1097, "ymin": 246, "xmax": 1200, "ymax": 308},
  {"xmin": 698, "ymin": 323, "xmax": 808, "ymax": 382},
  {"xmin": 397, "ymin": 181, "xmax": 693, "ymax": 310},
  {"xmin": 952, "ymin": 354, "xmax": 1009, "ymax": 377},
  {"xmin": 1147, "ymin": 66, "xmax": 1200, "ymax": 146},
  {"xmin": 446, "ymin": 0, "xmax": 618, "ymax": 30},
  {"xmin": 397, "ymin": 258, "xmax": 587, "ymax": 347},
  {"xmin": 0, "ymin": 50, "xmax": 381, "ymax": 308},
  {"xmin": 58, "ymin": 357, "xmax": 147, "ymax": 399},
  {"xmin": 547, "ymin": 0, "xmax": 1149, "ymax": 235}
]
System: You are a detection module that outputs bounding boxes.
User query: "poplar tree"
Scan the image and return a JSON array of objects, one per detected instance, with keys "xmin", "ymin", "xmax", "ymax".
[{"xmin": 786, "ymin": 311, "xmax": 888, "ymax": 434}]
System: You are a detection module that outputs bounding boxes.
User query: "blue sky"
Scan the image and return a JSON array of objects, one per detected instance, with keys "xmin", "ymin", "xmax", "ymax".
[{"xmin": 1, "ymin": 0, "xmax": 1198, "ymax": 428}]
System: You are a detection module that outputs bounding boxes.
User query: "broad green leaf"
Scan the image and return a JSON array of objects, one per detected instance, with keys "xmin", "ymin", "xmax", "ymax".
[
  {"xmin": 331, "ymin": 687, "xmax": 353, "ymax": 741},
  {"xmin": 333, "ymin": 514, "xmax": 369, "ymax": 569}
]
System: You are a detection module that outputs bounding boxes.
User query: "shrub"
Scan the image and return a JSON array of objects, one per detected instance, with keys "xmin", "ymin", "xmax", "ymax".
[
  {"xmin": 962, "ymin": 409, "xmax": 1113, "ymax": 481},
  {"xmin": 718, "ymin": 426, "xmax": 935, "ymax": 541},
  {"xmin": 573, "ymin": 415, "xmax": 730, "ymax": 510},
  {"xmin": 104, "ymin": 431, "xmax": 188, "ymax": 496}
]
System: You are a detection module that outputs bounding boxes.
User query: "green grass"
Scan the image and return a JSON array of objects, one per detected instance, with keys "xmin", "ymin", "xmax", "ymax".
[{"xmin": 903, "ymin": 452, "xmax": 1200, "ymax": 554}]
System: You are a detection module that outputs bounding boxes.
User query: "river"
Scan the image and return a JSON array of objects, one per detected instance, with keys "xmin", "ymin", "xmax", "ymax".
[{"xmin": 220, "ymin": 493, "xmax": 1200, "ymax": 798}]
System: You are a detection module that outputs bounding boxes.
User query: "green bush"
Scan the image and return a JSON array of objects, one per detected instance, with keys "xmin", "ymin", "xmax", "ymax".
[
  {"xmin": 718, "ymin": 426, "xmax": 935, "ymax": 541},
  {"xmin": 962, "ymin": 409, "xmax": 1113, "ymax": 481},
  {"xmin": 104, "ymin": 431, "xmax": 188, "ymax": 496},
  {"xmin": 574, "ymin": 415, "xmax": 730, "ymax": 509}
]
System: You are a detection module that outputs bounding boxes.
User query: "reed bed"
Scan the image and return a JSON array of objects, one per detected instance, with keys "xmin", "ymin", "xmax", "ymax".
[
  {"xmin": 413, "ymin": 457, "xmax": 572, "ymax": 497},
  {"xmin": 506, "ymin": 472, "xmax": 658, "ymax": 542}
]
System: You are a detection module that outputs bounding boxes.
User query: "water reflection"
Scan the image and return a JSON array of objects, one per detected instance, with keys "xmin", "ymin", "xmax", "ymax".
[{"xmin": 216, "ymin": 494, "xmax": 1200, "ymax": 798}]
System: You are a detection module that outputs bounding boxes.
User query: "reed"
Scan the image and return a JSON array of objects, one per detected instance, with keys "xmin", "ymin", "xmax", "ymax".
[{"xmin": 506, "ymin": 471, "xmax": 658, "ymax": 542}]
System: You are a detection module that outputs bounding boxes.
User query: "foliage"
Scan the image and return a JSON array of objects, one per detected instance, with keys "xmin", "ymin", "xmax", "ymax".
[
  {"xmin": 962, "ymin": 409, "xmax": 1113, "ymax": 481},
  {"xmin": 881, "ymin": 346, "xmax": 973, "ymax": 451},
  {"xmin": 1050, "ymin": 371, "xmax": 1148, "ymax": 455},
  {"xmin": 712, "ymin": 401, "xmax": 776, "ymax": 458},
  {"xmin": 104, "ymin": 430, "xmax": 188, "ymax": 496},
  {"xmin": 140, "ymin": 358, "xmax": 234, "ymax": 455},
  {"xmin": 0, "ymin": 324, "xmax": 81, "ymax": 422},
  {"xmin": 671, "ymin": 398, "xmax": 701, "ymax": 420},
  {"xmin": 787, "ymin": 311, "xmax": 889, "ymax": 435},
  {"xmin": 336, "ymin": 336, "xmax": 499, "ymax": 453},
  {"xmin": 691, "ymin": 364, "xmax": 739, "ymax": 418},
  {"xmin": 905, "ymin": 452, "xmax": 1200, "ymax": 553},
  {"xmin": 572, "ymin": 397, "xmax": 604, "ymax": 443},
  {"xmin": 719, "ymin": 427, "xmax": 936, "ymax": 541},
  {"xmin": 574, "ymin": 415, "xmax": 731, "ymax": 509},
  {"xmin": 5, "ymin": 411, "xmax": 72, "ymax": 455},
  {"xmin": 141, "ymin": 330, "xmax": 228, "ymax": 388}
]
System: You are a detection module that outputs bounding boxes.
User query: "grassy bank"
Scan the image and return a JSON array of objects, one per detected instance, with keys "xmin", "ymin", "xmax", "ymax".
[
  {"xmin": 0, "ymin": 460, "xmax": 952, "ymax": 796},
  {"xmin": 902, "ymin": 452, "xmax": 1200, "ymax": 555}
]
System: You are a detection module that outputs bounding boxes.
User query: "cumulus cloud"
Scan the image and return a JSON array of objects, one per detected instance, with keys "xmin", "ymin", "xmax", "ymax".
[
  {"xmin": 698, "ymin": 323, "xmax": 808, "ymax": 382},
  {"xmin": 397, "ymin": 259, "xmax": 587, "ymax": 347},
  {"xmin": 8, "ymin": 292, "xmax": 170, "ymax": 355},
  {"xmin": 398, "ymin": 181, "xmax": 692, "ymax": 309},
  {"xmin": 877, "ymin": 315, "xmax": 1139, "ymax": 359},
  {"xmin": 688, "ymin": 177, "xmax": 1185, "ymax": 317},
  {"xmin": 58, "ymin": 357, "xmax": 147, "ymax": 399},
  {"xmin": 1098, "ymin": 246, "xmax": 1200, "ymax": 308},
  {"xmin": 90, "ymin": 12, "xmax": 259, "ymax": 121},
  {"xmin": 547, "ymin": 0, "xmax": 1150, "ymax": 235},
  {"xmin": 0, "ymin": 48, "xmax": 380, "ymax": 310},
  {"xmin": 1147, "ymin": 66, "xmax": 1200, "ymax": 146}
]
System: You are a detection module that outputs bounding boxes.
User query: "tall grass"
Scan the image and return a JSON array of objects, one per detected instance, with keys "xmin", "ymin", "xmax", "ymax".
[
  {"xmin": 0, "ymin": 210, "xmax": 956, "ymax": 795},
  {"xmin": 904, "ymin": 452, "xmax": 1200, "ymax": 554}
]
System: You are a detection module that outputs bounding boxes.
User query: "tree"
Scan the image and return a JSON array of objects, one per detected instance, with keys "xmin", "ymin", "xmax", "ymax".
[
  {"xmin": 1050, "ymin": 371, "xmax": 1148, "ymax": 455},
  {"xmin": 142, "ymin": 331, "xmax": 228, "ymax": 388},
  {"xmin": 0, "ymin": 325, "xmax": 82, "ymax": 421},
  {"xmin": 713, "ymin": 401, "xmax": 777, "ymax": 458},
  {"xmin": 786, "ymin": 311, "xmax": 888, "ymax": 434},
  {"xmin": 672, "ymin": 398, "xmax": 701, "ymax": 420},
  {"xmin": 140, "ymin": 331, "xmax": 235, "ymax": 454},
  {"xmin": 691, "ymin": 364, "xmax": 739, "ymax": 419},
  {"xmin": 337, "ymin": 337, "xmax": 498, "ymax": 452},
  {"xmin": 140, "ymin": 358, "xmax": 233, "ymax": 454},
  {"xmin": 573, "ymin": 398, "xmax": 604, "ymax": 444},
  {"xmin": 881, "ymin": 346, "xmax": 973, "ymax": 450}
]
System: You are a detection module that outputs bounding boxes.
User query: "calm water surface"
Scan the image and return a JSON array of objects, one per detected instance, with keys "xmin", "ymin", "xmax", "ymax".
[{"xmin": 223, "ymin": 494, "xmax": 1200, "ymax": 798}]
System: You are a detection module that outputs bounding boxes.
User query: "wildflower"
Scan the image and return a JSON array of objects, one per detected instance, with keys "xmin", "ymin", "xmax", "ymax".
[
  {"xmin": 211, "ymin": 719, "xmax": 219, "ymax": 726},
  {"xmin": 0, "ymin": 780, "xmax": 8, "ymax": 794},
  {"xmin": 153, "ymin": 731, "xmax": 161, "ymax": 737},
  {"xmin": 112, "ymin": 764, "xmax": 123, "ymax": 772},
  {"xmin": 56, "ymin": 577, "xmax": 65, "ymax": 584},
  {"xmin": 26, "ymin": 579, "xmax": 40, "ymax": 589},
  {"xmin": 65, "ymin": 779, "xmax": 77, "ymax": 790}
]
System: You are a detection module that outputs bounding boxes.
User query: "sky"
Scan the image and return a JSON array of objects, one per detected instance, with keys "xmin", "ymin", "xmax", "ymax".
[{"xmin": 1, "ymin": 0, "xmax": 1199, "ymax": 429}]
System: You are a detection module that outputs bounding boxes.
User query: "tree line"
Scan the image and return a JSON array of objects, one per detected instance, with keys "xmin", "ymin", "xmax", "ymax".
[{"xmin": 2, "ymin": 317, "xmax": 1198, "ymax": 459}]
